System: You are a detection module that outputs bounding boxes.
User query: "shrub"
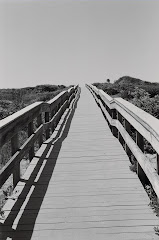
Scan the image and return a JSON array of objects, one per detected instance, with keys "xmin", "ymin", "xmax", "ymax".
[{"xmin": 130, "ymin": 87, "xmax": 159, "ymax": 119}]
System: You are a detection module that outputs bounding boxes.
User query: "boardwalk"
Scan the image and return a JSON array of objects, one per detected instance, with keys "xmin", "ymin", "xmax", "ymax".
[{"xmin": 1, "ymin": 87, "xmax": 159, "ymax": 240}]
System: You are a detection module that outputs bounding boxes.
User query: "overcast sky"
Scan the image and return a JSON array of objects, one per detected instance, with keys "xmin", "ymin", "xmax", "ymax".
[{"xmin": 1, "ymin": 0, "xmax": 159, "ymax": 88}]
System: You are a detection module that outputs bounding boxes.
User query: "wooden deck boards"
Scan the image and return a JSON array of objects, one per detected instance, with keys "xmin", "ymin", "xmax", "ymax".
[{"xmin": 1, "ymin": 87, "xmax": 159, "ymax": 240}]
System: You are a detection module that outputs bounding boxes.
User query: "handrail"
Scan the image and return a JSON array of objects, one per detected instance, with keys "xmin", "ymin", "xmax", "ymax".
[
  {"xmin": 86, "ymin": 84, "xmax": 159, "ymax": 199},
  {"xmin": 0, "ymin": 85, "xmax": 78, "ymax": 188}
]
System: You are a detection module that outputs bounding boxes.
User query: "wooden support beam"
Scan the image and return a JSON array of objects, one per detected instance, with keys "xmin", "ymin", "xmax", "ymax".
[
  {"xmin": 117, "ymin": 112, "xmax": 124, "ymax": 145},
  {"xmin": 157, "ymin": 154, "xmax": 159, "ymax": 203},
  {"xmin": 51, "ymin": 110, "xmax": 55, "ymax": 133},
  {"xmin": 37, "ymin": 114, "xmax": 43, "ymax": 147},
  {"xmin": 87, "ymin": 84, "xmax": 159, "ymax": 199},
  {"xmin": 157, "ymin": 154, "xmax": 159, "ymax": 175},
  {"xmin": 28, "ymin": 121, "xmax": 34, "ymax": 160},
  {"xmin": 11, "ymin": 134, "xmax": 20, "ymax": 187},
  {"xmin": 0, "ymin": 124, "xmax": 44, "ymax": 188},
  {"xmin": 45, "ymin": 112, "xmax": 50, "ymax": 139},
  {"xmin": 0, "ymin": 86, "xmax": 74, "ymax": 189},
  {"xmin": 136, "ymin": 131, "xmax": 149, "ymax": 185},
  {"xmin": 136, "ymin": 131, "xmax": 144, "ymax": 151},
  {"xmin": 124, "ymin": 119, "xmax": 131, "ymax": 157},
  {"xmin": 111, "ymin": 109, "xmax": 118, "ymax": 137}
]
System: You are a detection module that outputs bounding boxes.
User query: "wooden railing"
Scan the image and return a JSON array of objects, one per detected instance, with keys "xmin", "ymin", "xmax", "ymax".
[
  {"xmin": 0, "ymin": 85, "xmax": 78, "ymax": 189},
  {"xmin": 86, "ymin": 84, "xmax": 159, "ymax": 199}
]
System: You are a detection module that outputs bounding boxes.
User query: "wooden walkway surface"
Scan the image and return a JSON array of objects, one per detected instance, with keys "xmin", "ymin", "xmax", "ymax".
[{"xmin": 1, "ymin": 87, "xmax": 159, "ymax": 240}]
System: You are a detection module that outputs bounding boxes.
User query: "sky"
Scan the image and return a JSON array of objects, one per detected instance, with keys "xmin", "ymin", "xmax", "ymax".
[{"xmin": 1, "ymin": 0, "xmax": 159, "ymax": 88}]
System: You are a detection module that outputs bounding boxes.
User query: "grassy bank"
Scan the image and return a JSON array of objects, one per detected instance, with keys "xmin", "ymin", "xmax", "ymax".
[
  {"xmin": 0, "ymin": 84, "xmax": 68, "ymax": 120},
  {"xmin": 93, "ymin": 76, "xmax": 159, "ymax": 119}
]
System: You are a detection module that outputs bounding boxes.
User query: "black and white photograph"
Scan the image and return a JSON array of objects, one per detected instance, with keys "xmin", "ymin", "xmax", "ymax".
[{"xmin": 0, "ymin": 0, "xmax": 159, "ymax": 239}]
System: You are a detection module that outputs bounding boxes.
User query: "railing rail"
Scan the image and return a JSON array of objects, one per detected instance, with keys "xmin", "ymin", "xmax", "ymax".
[
  {"xmin": 86, "ymin": 84, "xmax": 159, "ymax": 199},
  {"xmin": 0, "ymin": 85, "xmax": 78, "ymax": 188}
]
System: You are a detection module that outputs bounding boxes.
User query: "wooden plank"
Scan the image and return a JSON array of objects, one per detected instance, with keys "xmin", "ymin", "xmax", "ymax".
[
  {"xmin": 89, "ymin": 84, "xmax": 159, "ymax": 155},
  {"xmin": 11, "ymin": 133, "xmax": 20, "ymax": 187},
  {"xmin": 45, "ymin": 112, "xmax": 50, "ymax": 139},
  {"xmin": 88, "ymin": 84, "xmax": 159, "ymax": 199},
  {"xmin": 136, "ymin": 131, "xmax": 149, "ymax": 184},
  {"xmin": 28, "ymin": 121, "xmax": 34, "ymax": 160},
  {"xmin": 0, "ymin": 125, "xmax": 43, "ymax": 187},
  {"xmin": 0, "ymin": 86, "xmax": 76, "ymax": 189},
  {"xmin": 1, "ymin": 87, "xmax": 158, "ymax": 240},
  {"xmin": 0, "ymin": 102, "xmax": 43, "ymax": 146},
  {"xmin": 123, "ymin": 119, "xmax": 131, "ymax": 157},
  {"xmin": 37, "ymin": 114, "xmax": 43, "ymax": 147},
  {"xmin": 117, "ymin": 111, "xmax": 123, "ymax": 144}
]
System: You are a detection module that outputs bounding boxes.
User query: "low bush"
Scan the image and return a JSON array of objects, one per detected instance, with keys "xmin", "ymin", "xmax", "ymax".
[
  {"xmin": 0, "ymin": 84, "xmax": 67, "ymax": 120},
  {"xmin": 93, "ymin": 76, "xmax": 159, "ymax": 119},
  {"xmin": 93, "ymin": 76, "xmax": 159, "ymax": 154}
]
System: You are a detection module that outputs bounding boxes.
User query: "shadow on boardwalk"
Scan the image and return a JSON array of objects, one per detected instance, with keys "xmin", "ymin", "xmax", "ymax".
[{"xmin": 0, "ymin": 89, "xmax": 80, "ymax": 240}]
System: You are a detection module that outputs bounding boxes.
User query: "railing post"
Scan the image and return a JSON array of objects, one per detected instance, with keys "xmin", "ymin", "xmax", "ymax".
[
  {"xmin": 51, "ymin": 109, "xmax": 55, "ymax": 133},
  {"xmin": 54, "ymin": 106, "xmax": 59, "ymax": 129},
  {"xmin": 157, "ymin": 154, "xmax": 159, "ymax": 175},
  {"xmin": 111, "ymin": 109, "xmax": 118, "ymax": 137},
  {"xmin": 136, "ymin": 131, "xmax": 149, "ymax": 185},
  {"xmin": 157, "ymin": 154, "xmax": 159, "ymax": 204},
  {"xmin": 117, "ymin": 112, "xmax": 124, "ymax": 145},
  {"xmin": 67, "ymin": 91, "xmax": 70, "ymax": 107},
  {"xmin": 123, "ymin": 119, "xmax": 131, "ymax": 158},
  {"xmin": 28, "ymin": 121, "xmax": 34, "ymax": 160},
  {"xmin": 94, "ymin": 92, "xmax": 100, "ymax": 106},
  {"xmin": 56, "ymin": 102, "xmax": 61, "ymax": 123},
  {"xmin": 11, "ymin": 133, "xmax": 20, "ymax": 187},
  {"xmin": 37, "ymin": 114, "xmax": 43, "ymax": 147},
  {"xmin": 45, "ymin": 112, "xmax": 50, "ymax": 139}
]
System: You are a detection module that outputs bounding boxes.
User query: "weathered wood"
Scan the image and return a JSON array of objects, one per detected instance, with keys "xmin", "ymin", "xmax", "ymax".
[
  {"xmin": 11, "ymin": 134, "xmax": 20, "ymax": 187},
  {"xmin": 136, "ymin": 131, "xmax": 144, "ymax": 151},
  {"xmin": 0, "ymin": 125, "xmax": 44, "ymax": 188},
  {"xmin": 87, "ymin": 84, "xmax": 159, "ymax": 199},
  {"xmin": 117, "ymin": 111, "xmax": 124, "ymax": 145},
  {"xmin": 0, "ymin": 86, "xmax": 78, "ymax": 189},
  {"xmin": 123, "ymin": 119, "xmax": 131, "ymax": 157},
  {"xmin": 13, "ymin": 161, "xmax": 21, "ymax": 188},
  {"xmin": 0, "ymin": 102, "xmax": 43, "ymax": 147},
  {"xmin": 111, "ymin": 109, "xmax": 118, "ymax": 137},
  {"xmin": 51, "ymin": 110, "xmax": 55, "ymax": 132},
  {"xmin": 157, "ymin": 154, "xmax": 159, "ymax": 203},
  {"xmin": 136, "ymin": 131, "xmax": 149, "ymax": 185},
  {"xmin": 116, "ymin": 120, "xmax": 159, "ymax": 197},
  {"xmin": 45, "ymin": 112, "xmax": 50, "ymax": 139},
  {"xmin": 50, "ymin": 100, "xmax": 68, "ymax": 130},
  {"xmin": 28, "ymin": 121, "xmax": 34, "ymax": 160},
  {"xmin": 115, "ymin": 98, "xmax": 159, "ymax": 155},
  {"xmin": 88, "ymin": 84, "xmax": 159, "ymax": 155},
  {"xmin": 47, "ymin": 91, "xmax": 68, "ymax": 112},
  {"xmin": 157, "ymin": 154, "xmax": 159, "ymax": 175},
  {"xmin": 37, "ymin": 114, "xmax": 43, "ymax": 147},
  {"xmin": 1, "ymin": 86, "xmax": 156, "ymax": 240}
]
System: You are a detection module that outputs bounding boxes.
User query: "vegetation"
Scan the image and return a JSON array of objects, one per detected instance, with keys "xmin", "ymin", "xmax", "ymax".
[
  {"xmin": 0, "ymin": 84, "xmax": 67, "ymax": 120},
  {"xmin": 93, "ymin": 76, "xmax": 159, "ymax": 155},
  {"xmin": 93, "ymin": 76, "xmax": 159, "ymax": 119}
]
